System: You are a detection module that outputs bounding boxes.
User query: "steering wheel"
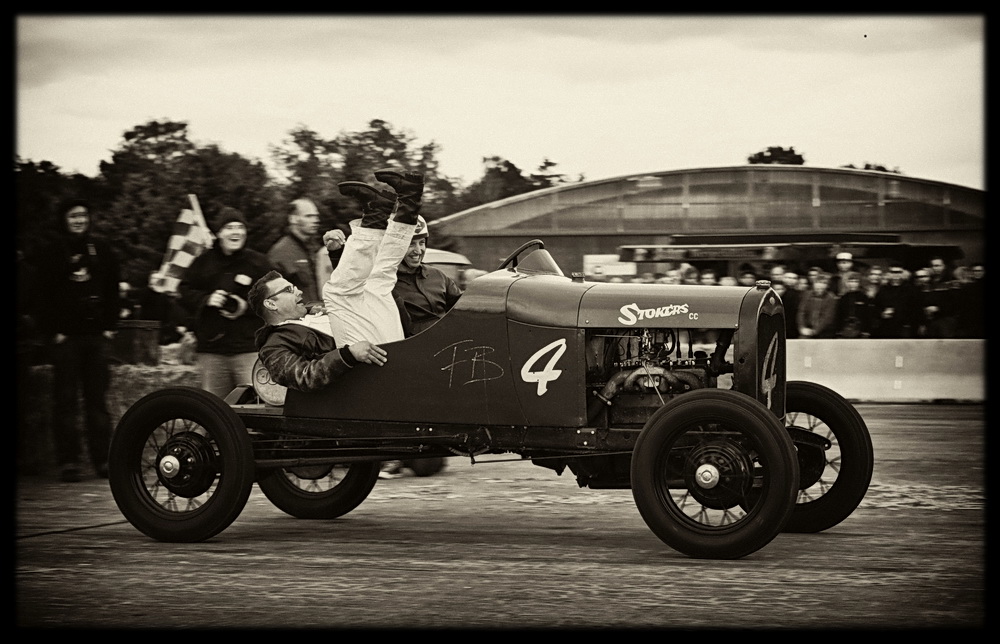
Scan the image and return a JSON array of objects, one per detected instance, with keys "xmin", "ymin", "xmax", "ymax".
[{"xmin": 496, "ymin": 239, "xmax": 545, "ymax": 271}]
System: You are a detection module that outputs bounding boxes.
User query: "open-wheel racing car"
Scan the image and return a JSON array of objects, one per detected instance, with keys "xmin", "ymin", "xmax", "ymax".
[{"xmin": 109, "ymin": 240, "xmax": 874, "ymax": 559}]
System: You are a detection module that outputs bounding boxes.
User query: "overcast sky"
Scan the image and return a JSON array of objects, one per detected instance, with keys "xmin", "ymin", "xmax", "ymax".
[{"xmin": 16, "ymin": 14, "xmax": 985, "ymax": 191}]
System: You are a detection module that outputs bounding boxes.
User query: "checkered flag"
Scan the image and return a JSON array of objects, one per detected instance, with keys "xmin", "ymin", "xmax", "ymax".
[{"xmin": 149, "ymin": 194, "xmax": 215, "ymax": 294}]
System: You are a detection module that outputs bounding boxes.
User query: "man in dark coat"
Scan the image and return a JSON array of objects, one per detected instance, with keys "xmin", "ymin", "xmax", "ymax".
[
  {"xmin": 267, "ymin": 197, "xmax": 333, "ymax": 308},
  {"xmin": 178, "ymin": 207, "xmax": 276, "ymax": 398},
  {"xmin": 249, "ymin": 270, "xmax": 386, "ymax": 393},
  {"xmin": 872, "ymin": 262, "xmax": 920, "ymax": 339},
  {"xmin": 393, "ymin": 216, "xmax": 463, "ymax": 335}
]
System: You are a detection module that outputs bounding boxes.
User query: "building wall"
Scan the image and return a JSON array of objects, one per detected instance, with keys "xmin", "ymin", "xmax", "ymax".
[{"xmin": 434, "ymin": 166, "xmax": 984, "ymax": 274}]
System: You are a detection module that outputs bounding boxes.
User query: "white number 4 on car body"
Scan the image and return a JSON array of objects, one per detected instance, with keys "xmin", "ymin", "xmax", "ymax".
[{"xmin": 521, "ymin": 339, "xmax": 567, "ymax": 396}]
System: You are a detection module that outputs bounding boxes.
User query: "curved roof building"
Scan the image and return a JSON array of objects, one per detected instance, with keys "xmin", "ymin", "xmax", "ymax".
[{"xmin": 431, "ymin": 165, "xmax": 983, "ymax": 276}]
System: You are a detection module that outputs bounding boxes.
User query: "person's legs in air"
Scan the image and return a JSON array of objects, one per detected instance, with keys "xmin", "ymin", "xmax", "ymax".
[{"xmin": 324, "ymin": 182, "xmax": 395, "ymax": 343}]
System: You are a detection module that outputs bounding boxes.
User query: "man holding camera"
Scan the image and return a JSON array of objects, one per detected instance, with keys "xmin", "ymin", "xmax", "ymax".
[{"xmin": 179, "ymin": 206, "xmax": 276, "ymax": 398}]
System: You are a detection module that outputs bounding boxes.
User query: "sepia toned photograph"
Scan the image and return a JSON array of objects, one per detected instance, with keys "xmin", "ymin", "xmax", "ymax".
[{"xmin": 16, "ymin": 14, "xmax": 984, "ymax": 630}]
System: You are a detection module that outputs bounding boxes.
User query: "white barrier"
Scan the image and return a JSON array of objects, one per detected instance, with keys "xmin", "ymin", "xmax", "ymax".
[{"xmin": 786, "ymin": 339, "xmax": 985, "ymax": 403}]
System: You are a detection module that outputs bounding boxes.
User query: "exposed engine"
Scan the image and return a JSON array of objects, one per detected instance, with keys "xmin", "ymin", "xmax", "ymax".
[
  {"xmin": 585, "ymin": 327, "xmax": 735, "ymax": 428},
  {"xmin": 532, "ymin": 326, "xmax": 740, "ymax": 489}
]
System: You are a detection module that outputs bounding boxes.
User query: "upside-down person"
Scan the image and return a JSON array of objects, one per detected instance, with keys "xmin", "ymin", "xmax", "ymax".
[
  {"xmin": 322, "ymin": 168, "xmax": 424, "ymax": 345},
  {"xmin": 248, "ymin": 168, "xmax": 423, "ymax": 391}
]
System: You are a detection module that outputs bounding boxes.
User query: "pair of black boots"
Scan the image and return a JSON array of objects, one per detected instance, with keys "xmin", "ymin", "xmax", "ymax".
[{"xmin": 339, "ymin": 168, "xmax": 423, "ymax": 229}]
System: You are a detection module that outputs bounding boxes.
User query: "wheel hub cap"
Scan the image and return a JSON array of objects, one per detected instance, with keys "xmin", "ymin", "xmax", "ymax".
[
  {"xmin": 695, "ymin": 463, "xmax": 721, "ymax": 489},
  {"xmin": 684, "ymin": 440, "xmax": 755, "ymax": 510},
  {"xmin": 159, "ymin": 455, "xmax": 181, "ymax": 478},
  {"xmin": 156, "ymin": 431, "xmax": 218, "ymax": 498}
]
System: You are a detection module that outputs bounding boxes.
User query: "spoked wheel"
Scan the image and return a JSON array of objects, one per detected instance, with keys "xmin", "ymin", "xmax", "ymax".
[
  {"xmin": 783, "ymin": 381, "xmax": 874, "ymax": 533},
  {"xmin": 258, "ymin": 461, "xmax": 380, "ymax": 519},
  {"xmin": 631, "ymin": 389, "xmax": 798, "ymax": 559},
  {"xmin": 108, "ymin": 387, "xmax": 255, "ymax": 542}
]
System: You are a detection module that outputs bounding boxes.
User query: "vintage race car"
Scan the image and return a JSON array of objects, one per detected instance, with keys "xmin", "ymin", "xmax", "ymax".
[{"xmin": 109, "ymin": 240, "xmax": 874, "ymax": 559}]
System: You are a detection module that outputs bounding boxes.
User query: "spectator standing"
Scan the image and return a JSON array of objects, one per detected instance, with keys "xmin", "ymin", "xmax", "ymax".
[
  {"xmin": 698, "ymin": 268, "xmax": 718, "ymax": 286},
  {"xmin": 872, "ymin": 262, "xmax": 919, "ymax": 338},
  {"xmin": 913, "ymin": 269, "xmax": 940, "ymax": 337},
  {"xmin": 797, "ymin": 273, "xmax": 838, "ymax": 338},
  {"xmin": 828, "ymin": 252, "xmax": 856, "ymax": 297},
  {"xmin": 925, "ymin": 256, "xmax": 959, "ymax": 337},
  {"xmin": 864, "ymin": 265, "xmax": 884, "ymax": 298},
  {"xmin": 179, "ymin": 207, "xmax": 276, "ymax": 398},
  {"xmin": 267, "ymin": 198, "xmax": 333, "ymax": 309},
  {"xmin": 680, "ymin": 265, "xmax": 700, "ymax": 285},
  {"xmin": 33, "ymin": 199, "xmax": 121, "ymax": 482},
  {"xmin": 660, "ymin": 269, "xmax": 682, "ymax": 284},
  {"xmin": 834, "ymin": 271, "xmax": 874, "ymax": 338},
  {"xmin": 633, "ymin": 271, "xmax": 657, "ymax": 284},
  {"xmin": 955, "ymin": 263, "xmax": 984, "ymax": 338},
  {"xmin": 736, "ymin": 264, "xmax": 757, "ymax": 287}
]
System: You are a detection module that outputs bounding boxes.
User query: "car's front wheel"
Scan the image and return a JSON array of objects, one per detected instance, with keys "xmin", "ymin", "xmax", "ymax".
[
  {"xmin": 108, "ymin": 387, "xmax": 255, "ymax": 542},
  {"xmin": 631, "ymin": 389, "xmax": 798, "ymax": 559}
]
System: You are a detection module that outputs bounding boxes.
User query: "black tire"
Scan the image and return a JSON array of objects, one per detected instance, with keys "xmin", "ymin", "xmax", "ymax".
[
  {"xmin": 108, "ymin": 387, "xmax": 255, "ymax": 543},
  {"xmin": 783, "ymin": 381, "xmax": 874, "ymax": 533},
  {"xmin": 403, "ymin": 457, "xmax": 447, "ymax": 477},
  {"xmin": 631, "ymin": 389, "xmax": 798, "ymax": 559},
  {"xmin": 258, "ymin": 462, "xmax": 380, "ymax": 519}
]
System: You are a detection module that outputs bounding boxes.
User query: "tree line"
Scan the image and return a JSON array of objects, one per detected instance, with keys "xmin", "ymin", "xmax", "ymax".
[
  {"xmin": 16, "ymin": 118, "xmax": 578, "ymax": 285},
  {"xmin": 18, "ymin": 129, "xmax": 904, "ymax": 287}
]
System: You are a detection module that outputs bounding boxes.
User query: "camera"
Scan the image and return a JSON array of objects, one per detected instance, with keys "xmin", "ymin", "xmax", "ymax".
[{"xmin": 221, "ymin": 294, "xmax": 240, "ymax": 314}]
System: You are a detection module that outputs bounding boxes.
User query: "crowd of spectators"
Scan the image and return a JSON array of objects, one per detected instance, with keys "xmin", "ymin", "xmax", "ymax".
[{"xmin": 595, "ymin": 253, "xmax": 984, "ymax": 339}]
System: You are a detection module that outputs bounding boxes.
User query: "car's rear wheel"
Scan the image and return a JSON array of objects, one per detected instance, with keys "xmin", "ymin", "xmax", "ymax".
[
  {"xmin": 631, "ymin": 389, "xmax": 798, "ymax": 559},
  {"xmin": 258, "ymin": 462, "xmax": 380, "ymax": 519},
  {"xmin": 108, "ymin": 387, "xmax": 255, "ymax": 542},
  {"xmin": 783, "ymin": 381, "xmax": 874, "ymax": 533}
]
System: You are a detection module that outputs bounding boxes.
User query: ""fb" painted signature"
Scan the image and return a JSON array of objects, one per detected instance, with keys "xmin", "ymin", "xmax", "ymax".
[{"xmin": 434, "ymin": 340, "xmax": 505, "ymax": 387}]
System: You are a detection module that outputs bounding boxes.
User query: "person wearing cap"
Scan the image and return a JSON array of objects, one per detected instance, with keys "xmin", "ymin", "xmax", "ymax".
[
  {"xmin": 178, "ymin": 206, "xmax": 277, "ymax": 398},
  {"xmin": 33, "ymin": 198, "xmax": 121, "ymax": 482},
  {"xmin": 266, "ymin": 197, "xmax": 333, "ymax": 309},
  {"xmin": 829, "ymin": 252, "xmax": 856, "ymax": 297},
  {"xmin": 392, "ymin": 214, "xmax": 463, "ymax": 335}
]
